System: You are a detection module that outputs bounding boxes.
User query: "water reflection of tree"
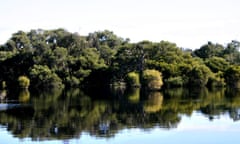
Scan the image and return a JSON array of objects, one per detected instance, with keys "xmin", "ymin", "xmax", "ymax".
[{"xmin": 0, "ymin": 87, "xmax": 240, "ymax": 140}]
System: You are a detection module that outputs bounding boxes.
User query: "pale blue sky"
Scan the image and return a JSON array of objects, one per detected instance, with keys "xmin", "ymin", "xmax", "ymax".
[{"xmin": 0, "ymin": 0, "xmax": 240, "ymax": 48}]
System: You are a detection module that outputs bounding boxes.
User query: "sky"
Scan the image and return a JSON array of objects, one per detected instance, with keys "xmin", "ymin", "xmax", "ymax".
[{"xmin": 0, "ymin": 0, "xmax": 240, "ymax": 49}]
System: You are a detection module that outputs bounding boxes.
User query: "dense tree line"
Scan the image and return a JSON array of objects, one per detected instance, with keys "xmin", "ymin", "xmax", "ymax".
[{"xmin": 1, "ymin": 29, "xmax": 240, "ymax": 89}]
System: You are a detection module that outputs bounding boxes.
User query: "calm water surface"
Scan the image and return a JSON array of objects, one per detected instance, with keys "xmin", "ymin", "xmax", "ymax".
[{"xmin": 0, "ymin": 87, "xmax": 240, "ymax": 144}]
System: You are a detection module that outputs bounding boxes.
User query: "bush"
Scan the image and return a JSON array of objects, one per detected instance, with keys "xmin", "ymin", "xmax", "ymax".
[
  {"xmin": 126, "ymin": 72, "xmax": 140, "ymax": 87},
  {"xmin": 18, "ymin": 76, "xmax": 30, "ymax": 88},
  {"xmin": 142, "ymin": 69, "xmax": 163, "ymax": 90}
]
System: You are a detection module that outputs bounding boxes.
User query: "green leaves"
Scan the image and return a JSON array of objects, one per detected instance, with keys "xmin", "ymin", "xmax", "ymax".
[
  {"xmin": 1, "ymin": 29, "xmax": 240, "ymax": 89},
  {"xmin": 29, "ymin": 65, "xmax": 63, "ymax": 89},
  {"xmin": 142, "ymin": 69, "xmax": 163, "ymax": 90},
  {"xmin": 126, "ymin": 72, "xmax": 140, "ymax": 87},
  {"xmin": 205, "ymin": 57, "xmax": 230, "ymax": 73},
  {"xmin": 224, "ymin": 66, "xmax": 240, "ymax": 88}
]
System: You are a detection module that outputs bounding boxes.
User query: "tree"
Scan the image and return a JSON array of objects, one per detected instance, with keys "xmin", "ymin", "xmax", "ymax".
[
  {"xmin": 224, "ymin": 66, "xmax": 240, "ymax": 88},
  {"xmin": 29, "ymin": 65, "xmax": 63, "ymax": 89},
  {"xmin": 87, "ymin": 30, "xmax": 125, "ymax": 49},
  {"xmin": 223, "ymin": 40, "xmax": 240, "ymax": 64},
  {"xmin": 1, "ymin": 28, "xmax": 240, "ymax": 89},
  {"xmin": 194, "ymin": 42, "xmax": 224, "ymax": 59},
  {"xmin": 188, "ymin": 64, "xmax": 213, "ymax": 86},
  {"xmin": 205, "ymin": 56, "xmax": 230, "ymax": 73},
  {"xmin": 207, "ymin": 71, "xmax": 226, "ymax": 87},
  {"xmin": 112, "ymin": 44, "xmax": 137, "ymax": 80},
  {"xmin": 99, "ymin": 45, "xmax": 116, "ymax": 65}
]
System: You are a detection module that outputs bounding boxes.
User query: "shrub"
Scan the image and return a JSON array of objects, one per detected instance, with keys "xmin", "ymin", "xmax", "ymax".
[
  {"xmin": 18, "ymin": 76, "xmax": 30, "ymax": 88},
  {"xmin": 142, "ymin": 69, "xmax": 163, "ymax": 90},
  {"xmin": 126, "ymin": 72, "xmax": 140, "ymax": 87}
]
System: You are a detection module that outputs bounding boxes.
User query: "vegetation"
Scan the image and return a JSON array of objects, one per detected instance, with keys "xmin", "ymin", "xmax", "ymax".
[
  {"xmin": 224, "ymin": 66, "xmax": 240, "ymax": 88},
  {"xmin": 29, "ymin": 65, "xmax": 63, "ymax": 89},
  {"xmin": 1, "ymin": 29, "xmax": 240, "ymax": 141},
  {"xmin": 1, "ymin": 29, "xmax": 240, "ymax": 89},
  {"xmin": 126, "ymin": 72, "xmax": 140, "ymax": 87},
  {"xmin": 142, "ymin": 69, "xmax": 163, "ymax": 90}
]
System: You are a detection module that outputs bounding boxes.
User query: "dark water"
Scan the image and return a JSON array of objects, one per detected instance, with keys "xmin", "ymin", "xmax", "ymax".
[{"xmin": 0, "ymin": 87, "xmax": 240, "ymax": 144}]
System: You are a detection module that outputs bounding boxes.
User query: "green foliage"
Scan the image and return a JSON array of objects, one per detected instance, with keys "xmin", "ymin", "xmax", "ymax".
[
  {"xmin": 112, "ymin": 44, "xmax": 138, "ymax": 80},
  {"xmin": 142, "ymin": 69, "xmax": 163, "ymax": 90},
  {"xmin": 223, "ymin": 41, "xmax": 240, "ymax": 64},
  {"xmin": 188, "ymin": 65, "xmax": 213, "ymax": 86},
  {"xmin": 208, "ymin": 72, "xmax": 226, "ymax": 87},
  {"xmin": 81, "ymin": 48, "xmax": 106, "ymax": 69},
  {"xmin": 0, "ymin": 51, "xmax": 15, "ymax": 62},
  {"xmin": 66, "ymin": 76, "xmax": 81, "ymax": 87},
  {"xmin": 1, "ymin": 29, "xmax": 240, "ymax": 89},
  {"xmin": 87, "ymin": 30, "xmax": 126, "ymax": 48},
  {"xmin": 194, "ymin": 42, "xmax": 224, "ymax": 59},
  {"xmin": 165, "ymin": 76, "xmax": 184, "ymax": 87},
  {"xmin": 18, "ymin": 76, "xmax": 30, "ymax": 88},
  {"xmin": 126, "ymin": 72, "xmax": 140, "ymax": 87},
  {"xmin": 99, "ymin": 45, "xmax": 117, "ymax": 65},
  {"xmin": 225, "ymin": 66, "xmax": 240, "ymax": 88},
  {"xmin": 29, "ymin": 65, "xmax": 63, "ymax": 89},
  {"xmin": 205, "ymin": 57, "xmax": 230, "ymax": 72}
]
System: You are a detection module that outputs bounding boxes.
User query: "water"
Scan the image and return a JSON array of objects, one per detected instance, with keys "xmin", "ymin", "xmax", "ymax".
[{"xmin": 0, "ymin": 87, "xmax": 240, "ymax": 144}]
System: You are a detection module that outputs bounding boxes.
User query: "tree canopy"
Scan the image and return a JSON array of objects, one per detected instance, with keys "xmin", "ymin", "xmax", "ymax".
[{"xmin": 0, "ymin": 28, "xmax": 240, "ymax": 89}]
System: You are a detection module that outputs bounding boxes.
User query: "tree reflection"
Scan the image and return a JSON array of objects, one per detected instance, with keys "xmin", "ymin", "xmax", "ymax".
[
  {"xmin": 18, "ymin": 89, "xmax": 30, "ymax": 103},
  {"xmin": 0, "ymin": 87, "xmax": 240, "ymax": 140},
  {"xmin": 143, "ymin": 92, "xmax": 163, "ymax": 113},
  {"xmin": 127, "ymin": 88, "xmax": 140, "ymax": 103}
]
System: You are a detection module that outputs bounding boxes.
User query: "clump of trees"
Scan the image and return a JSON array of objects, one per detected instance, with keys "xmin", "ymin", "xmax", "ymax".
[{"xmin": 0, "ymin": 29, "xmax": 240, "ymax": 90}]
